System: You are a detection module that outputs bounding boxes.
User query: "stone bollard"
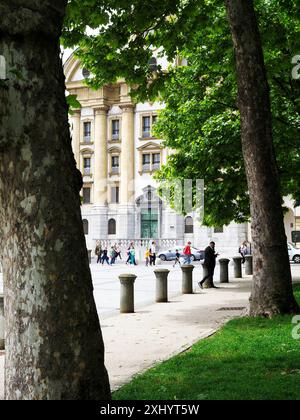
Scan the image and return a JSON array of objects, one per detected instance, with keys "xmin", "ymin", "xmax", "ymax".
[
  {"xmin": 181, "ymin": 265, "xmax": 194, "ymax": 294},
  {"xmin": 219, "ymin": 258, "xmax": 230, "ymax": 283},
  {"xmin": 0, "ymin": 294, "xmax": 4, "ymax": 350},
  {"xmin": 154, "ymin": 269, "xmax": 170, "ymax": 302},
  {"xmin": 233, "ymin": 256, "xmax": 243, "ymax": 278},
  {"xmin": 245, "ymin": 255, "xmax": 253, "ymax": 275},
  {"xmin": 201, "ymin": 263, "xmax": 213, "ymax": 288},
  {"xmin": 119, "ymin": 274, "xmax": 137, "ymax": 313}
]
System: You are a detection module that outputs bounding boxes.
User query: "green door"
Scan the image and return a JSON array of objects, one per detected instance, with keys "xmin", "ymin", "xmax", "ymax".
[{"xmin": 141, "ymin": 208, "xmax": 158, "ymax": 238}]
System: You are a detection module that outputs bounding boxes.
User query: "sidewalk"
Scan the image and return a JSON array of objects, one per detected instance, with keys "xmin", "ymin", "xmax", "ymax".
[
  {"xmin": 0, "ymin": 278, "xmax": 252, "ymax": 398},
  {"xmin": 103, "ymin": 279, "xmax": 252, "ymax": 390},
  {"xmin": 1, "ymin": 265, "xmax": 299, "ymax": 398}
]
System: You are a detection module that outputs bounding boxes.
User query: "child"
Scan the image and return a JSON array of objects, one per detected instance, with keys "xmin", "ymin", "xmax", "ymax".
[
  {"xmin": 145, "ymin": 248, "xmax": 150, "ymax": 266},
  {"xmin": 173, "ymin": 250, "xmax": 181, "ymax": 267}
]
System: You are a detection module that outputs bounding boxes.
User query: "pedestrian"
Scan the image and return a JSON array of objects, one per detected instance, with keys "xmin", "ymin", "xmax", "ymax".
[
  {"xmin": 198, "ymin": 241, "xmax": 219, "ymax": 289},
  {"xmin": 115, "ymin": 244, "xmax": 122, "ymax": 260},
  {"xmin": 173, "ymin": 249, "xmax": 181, "ymax": 267},
  {"xmin": 150, "ymin": 241, "xmax": 157, "ymax": 266},
  {"xmin": 110, "ymin": 246, "xmax": 117, "ymax": 265},
  {"xmin": 129, "ymin": 246, "xmax": 137, "ymax": 266},
  {"xmin": 126, "ymin": 242, "xmax": 134, "ymax": 265},
  {"xmin": 95, "ymin": 241, "xmax": 102, "ymax": 264},
  {"xmin": 101, "ymin": 247, "xmax": 110, "ymax": 265},
  {"xmin": 183, "ymin": 241, "xmax": 192, "ymax": 265},
  {"xmin": 145, "ymin": 248, "xmax": 150, "ymax": 266},
  {"xmin": 239, "ymin": 241, "xmax": 248, "ymax": 264}
]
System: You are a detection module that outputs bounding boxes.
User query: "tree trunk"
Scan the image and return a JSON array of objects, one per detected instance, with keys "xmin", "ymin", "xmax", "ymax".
[
  {"xmin": 0, "ymin": 1, "xmax": 111, "ymax": 399},
  {"xmin": 225, "ymin": 0, "xmax": 299, "ymax": 316}
]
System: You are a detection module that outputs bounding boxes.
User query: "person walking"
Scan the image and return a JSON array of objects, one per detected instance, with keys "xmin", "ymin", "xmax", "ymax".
[
  {"xmin": 150, "ymin": 241, "xmax": 157, "ymax": 266},
  {"xmin": 173, "ymin": 249, "xmax": 181, "ymax": 267},
  {"xmin": 126, "ymin": 242, "xmax": 134, "ymax": 265},
  {"xmin": 110, "ymin": 246, "xmax": 117, "ymax": 265},
  {"xmin": 115, "ymin": 244, "xmax": 122, "ymax": 260},
  {"xmin": 129, "ymin": 246, "xmax": 137, "ymax": 266},
  {"xmin": 198, "ymin": 241, "xmax": 219, "ymax": 289},
  {"xmin": 183, "ymin": 241, "xmax": 192, "ymax": 265},
  {"xmin": 101, "ymin": 247, "xmax": 110, "ymax": 265},
  {"xmin": 145, "ymin": 247, "xmax": 150, "ymax": 267},
  {"xmin": 95, "ymin": 241, "xmax": 102, "ymax": 264}
]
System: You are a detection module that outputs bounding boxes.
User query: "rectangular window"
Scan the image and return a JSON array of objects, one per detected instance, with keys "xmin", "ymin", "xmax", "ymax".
[
  {"xmin": 111, "ymin": 186, "xmax": 119, "ymax": 204},
  {"xmin": 142, "ymin": 154, "xmax": 151, "ymax": 171},
  {"xmin": 112, "ymin": 120, "xmax": 120, "ymax": 140},
  {"xmin": 152, "ymin": 153, "xmax": 161, "ymax": 171},
  {"xmin": 83, "ymin": 157, "xmax": 91, "ymax": 175},
  {"xmin": 83, "ymin": 187, "xmax": 91, "ymax": 204},
  {"xmin": 112, "ymin": 156, "xmax": 119, "ymax": 173},
  {"xmin": 83, "ymin": 122, "xmax": 91, "ymax": 142},
  {"xmin": 142, "ymin": 116, "xmax": 151, "ymax": 138}
]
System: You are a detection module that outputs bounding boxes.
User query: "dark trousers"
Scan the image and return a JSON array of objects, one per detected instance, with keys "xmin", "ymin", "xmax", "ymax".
[
  {"xmin": 150, "ymin": 254, "xmax": 156, "ymax": 266},
  {"xmin": 200, "ymin": 266, "xmax": 215, "ymax": 286},
  {"xmin": 102, "ymin": 256, "xmax": 110, "ymax": 265},
  {"xmin": 97, "ymin": 254, "xmax": 102, "ymax": 264}
]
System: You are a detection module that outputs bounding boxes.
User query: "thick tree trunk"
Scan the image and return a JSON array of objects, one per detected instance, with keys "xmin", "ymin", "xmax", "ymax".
[
  {"xmin": 225, "ymin": 0, "xmax": 299, "ymax": 316},
  {"xmin": 0, "ymin": 1, "xmax": 111, "ymax": 399}
]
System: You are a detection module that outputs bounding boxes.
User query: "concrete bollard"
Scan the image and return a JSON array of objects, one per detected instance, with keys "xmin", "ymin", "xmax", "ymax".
[
  {"xmin": 0, "ymin": 294, "xmax": 4, "ymax": 350},
  {"xmin": 181, "ymin": 265, "xmax": 194, "ymax": 294},
  {"xmin": 233, "ymin": 256, "xmax": 243, "ymax": 278},
  {"xmin": 119, "ymin": 274, "xmax": 137, "ymax": 313},
  {"xmin": 245, "ymin": 255, "xmax": 253, "ymax": 275},
  {"xmin": 219, "ymin": 258, "xmax": 230, "ymax": 283},
  {"xmin": 154, "ymin": 269, "xmax": 169, "ymax": 303}
]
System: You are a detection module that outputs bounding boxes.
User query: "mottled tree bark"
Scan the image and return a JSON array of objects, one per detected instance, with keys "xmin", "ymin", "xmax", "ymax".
[
  {"xmin": 0, "ymin": 0, "xmax": 111, "ymax": 399},
  {"xmin": 225, "ymin": 0, "xmax": 299, "ymax": 316}
]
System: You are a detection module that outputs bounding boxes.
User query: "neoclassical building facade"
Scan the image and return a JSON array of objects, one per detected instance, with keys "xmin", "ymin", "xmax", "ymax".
[{"xmin": 64, "ymin": 53, "xmax": 300, "ymax": 255}]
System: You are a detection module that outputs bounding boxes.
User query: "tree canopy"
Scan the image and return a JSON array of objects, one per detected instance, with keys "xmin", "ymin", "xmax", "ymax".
[{"xmin": 63, "ymin": 0, "xmax": 300, "ymax": 226}]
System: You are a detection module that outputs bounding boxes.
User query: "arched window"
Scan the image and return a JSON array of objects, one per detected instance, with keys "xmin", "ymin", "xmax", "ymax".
[
  {"xmin": 83, "ymin": 219, "xmax": 89, "ymax": 235},
  {"xmin": 108, "ymin": 219, "xmax": 116, "ymax": 235},
  {"xmin": 185, "ymin": 216, "xmax": 194, "ymax": 234}
]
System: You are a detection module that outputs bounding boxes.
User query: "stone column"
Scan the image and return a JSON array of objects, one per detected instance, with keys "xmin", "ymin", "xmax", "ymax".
[
  {"xmin": 94, "ymin": 106, "xmax": 108, "ymax": 206},
  {"xmin": 71, "ymin": 110, "xmax": 81, "ymax": 168},
  {"xmin": 0, "ymin": 294, "xmax": 4, "ymax": 350},
  {"xmin": 219, "ymin": 258, "xmax": 230, "ymax": 283},
  {"xmin": 119, "ymin": 104, "xmax": 136, "ymax": 239},
  {"xmin": 120, "ymin": 104, "xmax": 135, "ymax": 205},
  {"xmin": 233, "ymin": 256, "xmax": 243, "ymax": 278},
  {"xmin": 181, "ymin": 265, "xmax": 194, "ymax": 294},
  {"xmin": 154, "ymin": 269, "xmax": 169, "ymax": 303},
  {"xmin": 245, "ymin": 255, "xmax": 253, "ymax": 275},
  {"xmin": 119, "ymin": 274, "xmax": 136, "ymax": 313}
]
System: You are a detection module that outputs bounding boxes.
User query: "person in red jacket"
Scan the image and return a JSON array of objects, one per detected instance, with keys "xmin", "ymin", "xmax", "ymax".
[{"xmin": 183, "ymin": 241, "xmax": 192, "ymax": 265}]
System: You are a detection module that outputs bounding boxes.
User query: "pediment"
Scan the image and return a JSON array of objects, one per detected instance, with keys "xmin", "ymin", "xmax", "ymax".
[{"xmin": 137, "ymin": 141, "xmax": 163, "ymax": 151}]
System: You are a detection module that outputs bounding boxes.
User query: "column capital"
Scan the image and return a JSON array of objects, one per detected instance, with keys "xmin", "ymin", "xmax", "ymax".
[
  {"xmin": 119, "ymin": 103, "xmax": 135, "ymax": 112},
  {"xmin": 94, "ymin": 105, "xmax": 109, "ymax": 115},
  {"xmin": 72, "ymin": 109, "xmax": 81, "ymax": 117}
]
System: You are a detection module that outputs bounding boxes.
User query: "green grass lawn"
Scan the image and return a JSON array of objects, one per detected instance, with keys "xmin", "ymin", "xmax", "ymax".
[{"xmin": 113, "ymin": 285, "xmax": 300, "ymax": 400}]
